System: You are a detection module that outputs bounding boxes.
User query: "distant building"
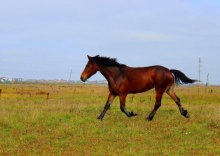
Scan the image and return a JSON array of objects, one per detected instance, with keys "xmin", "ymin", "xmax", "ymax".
[
  {"xmin": 0, "ymin": 77, "xmax": 6, "ymax": 83},
  {"xmin": 11, "ymin": 78, "xmax": 23, "ymax": 83}
]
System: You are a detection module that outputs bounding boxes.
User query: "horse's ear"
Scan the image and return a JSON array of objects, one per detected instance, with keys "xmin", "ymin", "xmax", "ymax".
[{"xmin": 87, "ymin": 55, "xmax": 93, "ymax": 62}]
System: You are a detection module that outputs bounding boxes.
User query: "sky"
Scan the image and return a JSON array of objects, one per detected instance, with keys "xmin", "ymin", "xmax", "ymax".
[{"xmin": 0, "ymin": 0, "xmax": 220, "ymax": 84}]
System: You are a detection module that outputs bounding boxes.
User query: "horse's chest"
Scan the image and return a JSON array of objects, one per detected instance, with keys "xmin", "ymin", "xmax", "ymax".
[{"xmin": 108, "ymin": 80, "xmax": 129, "ymax": 94}]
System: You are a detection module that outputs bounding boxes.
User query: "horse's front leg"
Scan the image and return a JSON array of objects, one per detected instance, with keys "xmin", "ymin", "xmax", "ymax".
[
  {"xmin": 119, "ymin": 94, "xmax": 137, "ymax": 117},
  {"xmin": 97, "ymin": 92, "xmax": 116, "ymax": 120}
]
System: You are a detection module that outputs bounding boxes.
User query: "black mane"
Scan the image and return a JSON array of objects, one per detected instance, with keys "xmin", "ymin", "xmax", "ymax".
[{"xmin": 93, "ymin": 56, "xmax": 126, "ymax": 67}]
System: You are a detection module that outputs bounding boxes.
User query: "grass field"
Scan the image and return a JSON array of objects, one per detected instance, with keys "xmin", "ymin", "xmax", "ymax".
[{"xmin": 0, "ymin": 83, "xmax": 219, "ymax": 155}]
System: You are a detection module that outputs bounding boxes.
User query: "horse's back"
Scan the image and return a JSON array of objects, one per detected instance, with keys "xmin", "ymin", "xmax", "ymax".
[
  {"xmin": 124, "ymin": 65, "xmax": 174, "ymax": 93},
  {"xmin": 126, "ymin": 65, "xmax": 172, "ymax": 79}
]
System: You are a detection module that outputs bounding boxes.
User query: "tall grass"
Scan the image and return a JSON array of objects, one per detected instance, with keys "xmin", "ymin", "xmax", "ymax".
[{"xmin": 0, "ymin": 84, "xmax": 219, "ymax": 155}]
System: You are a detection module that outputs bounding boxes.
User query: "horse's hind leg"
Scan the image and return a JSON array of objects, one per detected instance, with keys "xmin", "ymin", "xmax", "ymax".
[
  {"xmin": 166, "ymin": 86, "xmax": 189, "ymax": 118},
  {"xmin": 147, "ymin": 92, "xmax": 163, "ymax": 121}
]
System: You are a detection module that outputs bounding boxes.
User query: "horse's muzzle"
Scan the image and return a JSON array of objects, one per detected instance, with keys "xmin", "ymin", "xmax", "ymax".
[{"xmin": 80, "ymin": 76, "xmax": 87, "ymax": 82}]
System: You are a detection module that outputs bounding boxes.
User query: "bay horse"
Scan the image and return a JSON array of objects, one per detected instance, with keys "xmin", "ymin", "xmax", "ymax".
[{"xmin": 80, "ymin": 55, "xmax": 197, "ymax": 121}]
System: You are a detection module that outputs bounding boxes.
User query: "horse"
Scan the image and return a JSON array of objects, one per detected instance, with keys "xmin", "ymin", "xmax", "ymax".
[{"xmin": 80, "ymin": 55, "xmax": 197, "ymax": 121}]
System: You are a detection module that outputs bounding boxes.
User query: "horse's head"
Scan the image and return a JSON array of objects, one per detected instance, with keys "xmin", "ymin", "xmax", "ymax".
[{"xmin": 80, "ymin": 55, "xmax": 99, "ymax": 82}]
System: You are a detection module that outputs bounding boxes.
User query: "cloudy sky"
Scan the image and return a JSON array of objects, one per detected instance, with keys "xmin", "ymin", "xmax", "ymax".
[{"xmin": 0, "ymin": 0, "xmax": 220, "ymax": 84}]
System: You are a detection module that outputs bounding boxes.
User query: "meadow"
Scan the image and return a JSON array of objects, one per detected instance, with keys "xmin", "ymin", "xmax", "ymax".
[{"xmin": 0, "ymin": 83, "xmax": 219, "ymax": 155}]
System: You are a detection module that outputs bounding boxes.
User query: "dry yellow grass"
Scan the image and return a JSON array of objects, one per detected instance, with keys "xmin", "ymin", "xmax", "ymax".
[{"xmin": 0, "ymin": 84, "xmax": 219, "ymax": 155}]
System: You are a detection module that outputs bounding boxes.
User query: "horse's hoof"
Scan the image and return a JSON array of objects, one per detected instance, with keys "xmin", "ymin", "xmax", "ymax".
[
  {"xmin": 182, "ymin": 110, "xmax": 190, "ymax": 118},
  {"xmin": 97, "ymin": 116, "xmax": 103, "ymax": 120},
  {"xmin": 185, "ymin": 112, "xmax": 190, "ymax": 118},
  {"xmin": 130, "ymin": 111, "xmax": 137, "ymax": 117},
  {"xmin": 146, "ymin": 116, "xmax": 153, "ymax": 121}
]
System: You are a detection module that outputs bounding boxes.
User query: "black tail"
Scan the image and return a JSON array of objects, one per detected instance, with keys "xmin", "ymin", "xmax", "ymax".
[{"xmin": 170, "ymin": 69, "xmax": 197, "ymax": 84}]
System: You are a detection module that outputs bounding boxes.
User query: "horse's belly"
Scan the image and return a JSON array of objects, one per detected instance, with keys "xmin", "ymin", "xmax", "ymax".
[{"xmin": 129, "ymin": 82, "xmax": 154, "ymax": 93}]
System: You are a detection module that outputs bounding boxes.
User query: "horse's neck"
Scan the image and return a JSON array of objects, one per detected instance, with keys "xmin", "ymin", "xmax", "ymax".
[{"xmin": 99, "ymin": 66, "xmax": 121, "ymax": 83}]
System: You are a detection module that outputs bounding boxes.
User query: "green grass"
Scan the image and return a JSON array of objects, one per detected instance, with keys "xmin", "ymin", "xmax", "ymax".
[{"xmin": 0, "ymin": 84, "xmax": 219, "ymax": 155}]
